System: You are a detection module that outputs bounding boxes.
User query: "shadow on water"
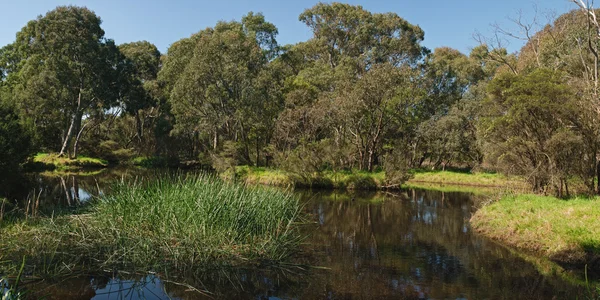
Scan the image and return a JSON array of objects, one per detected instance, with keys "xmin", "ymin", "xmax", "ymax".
[{"xmin": 1, "ymin": 169, "xmax": 597, "ymax": 299}]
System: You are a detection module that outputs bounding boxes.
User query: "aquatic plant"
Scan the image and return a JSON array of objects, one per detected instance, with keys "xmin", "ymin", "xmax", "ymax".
[{"xmin": 0, "ymin": 174, "xmax": 303, "ymax": 275}]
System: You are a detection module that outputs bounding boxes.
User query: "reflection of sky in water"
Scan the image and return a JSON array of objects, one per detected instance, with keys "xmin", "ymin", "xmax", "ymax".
[
  {"xmin": 92, "ymin": 275, "xmax": 168, "ymax": 300},
  {"xmin": 14, "ymin": 175, "xmax": 590, "ymax": 299},
  {"xmin": 70, "ymin": 187, "xmax": 92, "ymax": 202},
  {"xmin": 317, "ymin": 203, "xmax": 325, "ymax": 225}
]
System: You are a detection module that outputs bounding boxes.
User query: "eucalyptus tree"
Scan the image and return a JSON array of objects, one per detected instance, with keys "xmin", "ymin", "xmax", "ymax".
[
  {"xmin": 335, "ymin": 64, "xmax": 423, "ymax": 171},
  {"xmin": 504, "ymin": 8, "xmax": 600, "ymax": 193},
  {"xmin": 274, "ymin": 3, "xmax": 428, "ymax": 172},
  {"xmin": 1, "ymin": 6, "xmax": 122, "ymax": 158},
  {"xmin": 0, "ymin": 100, "xmax": 32, "ymax": 171},
  {"xmin": 162, "ymin": 12, "xmax": 282, "ymax": 165},
  {"xmin": 481, "ymin": 69, "xmax": 588, "ymax": 195},
  {"xmin": 411, "ymin": 47, "xmax": 491, "ymax": 169},
  {"xmin": 116, "ymin": 41, "xmax": 162, "ymax": 150}
]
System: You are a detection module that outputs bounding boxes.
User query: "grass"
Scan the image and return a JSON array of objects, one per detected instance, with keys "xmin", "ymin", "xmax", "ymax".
[
  {"xmin": 0, "ymin": 257, "xmax": 26, "ymax": 300},
  {"xmin": 0, "ymin": 174, "xmax": 303, "ymax": 277},
  {"xmin": 31, "ymin": 153, "xmax": 108, "ymax": 171},
  {"xmin": 131, "ymin": 156, "xmax": 179, "ymax": 168},
  {"xmin": 232, "ymin": 166, "xmax": 386, "ymax": 190},
  {"xmin": 471, "ymin": 194, "xmax": 600, "ymax": 265},
  {"xmin": 230, "ymin": 166, "xmax": 525, "ymax": 192},
  {"xmin": 402, "ymin": 182, "xmax": 500, "ymax": 195},
  {"xmin": 409, "ymin": 169, "xmax": 526, "ymax": 189}
]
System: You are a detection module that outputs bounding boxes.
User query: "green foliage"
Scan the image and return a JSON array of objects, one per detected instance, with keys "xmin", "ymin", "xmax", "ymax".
[
  {"xmin": 92, "ymin": 140, "xmax": 135, "ymax": 163},
  {"xmin": 0, "ymin": 174, "xmax": 302, "ymax": 273},
  {"xmin": 162, "ymin": 13, "xmax": 283, "ymax": 168},
  {"xmin": 131, "ymin": 156, "xmax": 179, "ymax": 168},
  {"xmin": 481, "ymin": 68, "xmax": 591, "ymax": 195},
  {"xmin": 0, "ymin": 257, "xmax": 26, "ymax": 300},
  {"xmin": 2, "ymin": 3, "xmax": 600, "ymax": 201},
  {"xmin": 1, "ymin": 6, "xmax": 124, "ymax": 157},
  {"xmin": 0, "ymin": 102, "xmax": 32, "ymax": 171}
]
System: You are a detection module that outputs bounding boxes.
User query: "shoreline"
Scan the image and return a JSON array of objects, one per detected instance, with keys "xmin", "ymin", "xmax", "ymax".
[
  {"xmin": 471, "ymin": 194, "xmax": 600, "ymax": 269},
  {"xmin": 19, "ymin": 163, "xmax": 600, "ymax": 268}
]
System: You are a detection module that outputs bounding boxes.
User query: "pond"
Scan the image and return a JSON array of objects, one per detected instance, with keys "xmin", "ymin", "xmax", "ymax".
[{"xmin": 0, "ymin": 168, "xmax": 592, "ymax": 299}]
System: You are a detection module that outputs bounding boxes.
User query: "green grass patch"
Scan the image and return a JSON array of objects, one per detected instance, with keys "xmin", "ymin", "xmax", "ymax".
[
  {"xmin": 408, "ymin": 170, "xmax": 526, "ymax": 190},
  {"xmin": 471, "ymin": 194, "xmax": 600, "ymax": 265},
  {"xmin": 402, "ymin": 182, "xmax": 499, "ymax": 195},
  {"xmin": 231, "ymin": 166, "xmax": 525, "ymax": 193},
  {"xmin": 231, "ymin": 166, "xmax": 384, "ymax": 190},
  {"xmin": 131, "ymin": 156, "xmax": 179, "ymax": 168},
  {"xmin": 0, "ymin": 174, "xmax": 302, "ymax": 276},
  {"xmin": 32, "ymin": 153, "xmax": 108, "ymax": 171}
]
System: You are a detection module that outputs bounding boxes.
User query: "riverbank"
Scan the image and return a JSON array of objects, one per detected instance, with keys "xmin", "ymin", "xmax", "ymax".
[
  {"xmin": 0, "ymin": 174, "xmax": 302, "ymax": 277},
  {"xmin": 29, "ymin": 153, "xmax": 108, "ymax": 171},
  {"xmin": 229, "ymin": 166, "xmax": 524, "ymax": 192},
  {"xmin": 231, "ymin": 166, "xmax": 386, "ymax": 189},
  {"xmin": 471, "ymin": 194, "xmax": 600, "ymax": 268}
]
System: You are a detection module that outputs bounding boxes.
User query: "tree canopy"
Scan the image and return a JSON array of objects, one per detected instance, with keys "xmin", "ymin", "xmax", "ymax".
[{"xmin": 2, "ymin": 3, "xmax": 600, "ymax": 195}]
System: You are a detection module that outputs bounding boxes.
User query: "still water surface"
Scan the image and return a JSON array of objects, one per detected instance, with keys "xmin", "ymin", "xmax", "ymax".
[{"xmin": 1, "ymin": 168, "xmax": 591, "ymax": 299}]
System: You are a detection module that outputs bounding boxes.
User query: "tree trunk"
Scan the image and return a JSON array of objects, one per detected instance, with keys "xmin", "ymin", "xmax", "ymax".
[
  {"xmin": 72, "ymin": 117, "xmax": 86, "ymax": 159},
  {"xmin": 255, "ymin": 135, "xmax": 260, "ymax": 167},
  {"xmin": 59, "ymin": 90, "xmax": 83, "ymax": 157},
  {"xmin": 59, "ymin": 113, "xmax": 78, "ymax": 157},
  {"xmin": 596, "ymin": 158, "xmax": 600, "ymax": 194},
  {"xmin": 135, "ymin": 111, "xmax": 143, "ymax": 144},
  {"xmin": 367, "ymin": 149, "xmax": 376, "ymax": 172},
  {"xmin": 213, "ymin": 129, "xmax": 218, "ymax": 151}
]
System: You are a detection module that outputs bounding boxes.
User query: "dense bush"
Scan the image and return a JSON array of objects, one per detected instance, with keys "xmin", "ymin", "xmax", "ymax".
[{"xmin": 0, "ymin": 102, "xmax": 32, "ymax": 170}]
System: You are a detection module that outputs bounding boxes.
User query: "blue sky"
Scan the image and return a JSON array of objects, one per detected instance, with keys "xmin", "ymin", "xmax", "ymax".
[{"xmin": 0, "ymin": 0, "xmax": 577, "ymax": 55}]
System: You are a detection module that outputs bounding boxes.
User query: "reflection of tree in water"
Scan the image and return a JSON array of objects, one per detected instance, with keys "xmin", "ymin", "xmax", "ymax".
[
  {"xmin": 3, "ymin": 168, "xmax": 161, "ymax": 216},
  {"xmin": 4, "ymin": 174, "xmax": 592, "ymax": 299},
  {"xmin": 297, "ymin": 189, "xmax": 587, "ymax": 299}
]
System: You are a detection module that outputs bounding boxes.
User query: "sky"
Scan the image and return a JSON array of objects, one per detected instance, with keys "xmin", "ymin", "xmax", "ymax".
[{"xmin": 0, "ymin": 0, "xmax": 579, "ymax": 55}]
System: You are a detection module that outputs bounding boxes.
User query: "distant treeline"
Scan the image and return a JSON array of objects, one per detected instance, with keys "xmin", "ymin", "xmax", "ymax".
[{"xmin": 1, "ymin": 3, "xmax": 600, "ymax": 196}]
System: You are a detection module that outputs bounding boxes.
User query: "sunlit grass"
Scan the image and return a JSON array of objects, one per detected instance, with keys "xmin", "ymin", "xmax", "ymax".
[
  {"xmin": 0, "ymin": 174, "xmax": 303, "ymax": 275},
  {"xmin": 33, "ymin": 153, "xmax": 108, "ymax": 170},
  {"xmin": 232, "ymin": 166, "xmax": 525, "ymax": 192},
  {"xmin": 409, "ymin": 170, "xmax": 526, "ymax": 189},
  {"xmin": 471, "ymin": 194, "xmax": 600, "ymax": 264}
]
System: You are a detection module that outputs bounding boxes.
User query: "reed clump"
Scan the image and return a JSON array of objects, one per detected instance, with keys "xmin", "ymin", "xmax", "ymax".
[{"xmin": 0, "ymin": 174, "xmax": 302, "ymax": 274}]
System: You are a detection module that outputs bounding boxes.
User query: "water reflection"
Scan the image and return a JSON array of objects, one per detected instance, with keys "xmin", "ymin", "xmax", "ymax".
[
  {"xmin": 0, "ymin": 171, "xmax": 592, "ymax": 299},
  {"xmin": 298, "ymin": 190, "xmax": 584, "ymax": 299}
]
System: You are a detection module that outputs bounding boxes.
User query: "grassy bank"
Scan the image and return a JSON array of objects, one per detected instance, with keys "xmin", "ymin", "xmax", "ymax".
[
  {"xmin": 30, "ymin": 153, "xmax": 108, "ymax": 171},
  {"xmin": 0, "ymin": 174, "xmax": 302, "ymax": 276},
  {"xmin": 231, "ymin": 166, "xmax": 385, "ymax": 190},
  {"xmin": 230, "ymin": 166, "xmax": 524, "ymax": 192},
  {"xmin": 471, "ymin": 194, "xmax": 600, "ymax": 266},
  {"xmin": 409, "ymin": 170, "xmax": 526, "ymax": 189}
]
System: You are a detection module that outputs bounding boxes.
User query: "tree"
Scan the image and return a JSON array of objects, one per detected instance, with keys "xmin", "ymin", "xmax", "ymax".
[
  {"xmin": 117, "ymin": 41, "xmax": 162, "ymax": 150},
  {"xmin": 1, "ymin": 6, "xmax": 122, "ymax": 158},
  {"xmin": 481, "ymin": 69, "xmax": 590, "ymax": 195},
  {"xmin": 298, "ymin": 2, "xmax": 426, "ymax": 70},
  {"xmin": 273, "ymin": 3, "xmax": 428, "ymax": 173},
  {"xmin": 513, "ymin": 6, "xmax": 600, "ymax": 193},
  {"xmin": 411, "ymin": 47, "xmax": 489, "ymax": 169},
  {"xmin": 163, "ymin": 13, "xmax": 283, "ymax": 166},
  {"xmin": 336, "ymin": 63, "xmax": 422, "ymax": 171},
  {"xmin": 0, "ymin": 101, "xmax": 32, "ymax": 170}
]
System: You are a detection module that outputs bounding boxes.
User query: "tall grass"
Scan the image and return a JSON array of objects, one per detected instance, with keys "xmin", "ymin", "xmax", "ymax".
[
  {"xmin": 0, "ymin": 174, "xmax": 302, "ymax": 275},
  {"xmin": 0, "ymin": 257, "xmax": 26, "ymax": 300}
]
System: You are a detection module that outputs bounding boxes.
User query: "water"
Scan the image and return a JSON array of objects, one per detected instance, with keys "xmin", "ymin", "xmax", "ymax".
[{"xmin": 0, "ymin": 169, "xmax": 592, "ymax": 299}]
